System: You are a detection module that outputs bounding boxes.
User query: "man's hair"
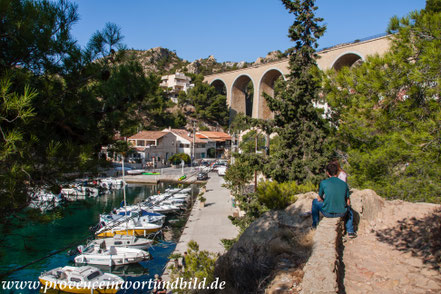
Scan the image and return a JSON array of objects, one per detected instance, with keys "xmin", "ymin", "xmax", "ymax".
[{"xmin": 326, "ymin": 162, "xmax": 339, "ymax": 176}]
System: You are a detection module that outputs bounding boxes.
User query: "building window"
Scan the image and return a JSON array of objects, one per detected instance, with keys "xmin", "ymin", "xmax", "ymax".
[{"xmin": 137, "ymin": 140, "xmax": 145, "ymax": 146}]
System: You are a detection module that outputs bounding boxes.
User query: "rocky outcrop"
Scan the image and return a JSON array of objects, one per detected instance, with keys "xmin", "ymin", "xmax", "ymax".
[
  {"xmin": 211, "ymin": 192, "xmax": 316, "ymax": 294},
  {"xmin": 126, "ymin": 47, "xmax": 186, "ymax": 74},
  {"xmin": 209, "ymin": 189, "xmax": 393, "ymax": 294}
]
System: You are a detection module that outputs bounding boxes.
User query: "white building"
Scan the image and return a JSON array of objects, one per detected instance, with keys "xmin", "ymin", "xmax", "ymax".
[
  {"xmin": 160, "ymin": 72, "xmax": 194, "ymax": 103},
  {"xmin": 162, "ymin": 128, "xmax": 208, "ymax": 160},
  {"xmin": 127, "ymin": 131, "xmax": 176, "ymax": 167}
]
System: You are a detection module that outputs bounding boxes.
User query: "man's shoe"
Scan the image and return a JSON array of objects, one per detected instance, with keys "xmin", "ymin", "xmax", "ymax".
[{"xmin": 348, "ymin": 232, "xmax": 357, "ymax": 239}]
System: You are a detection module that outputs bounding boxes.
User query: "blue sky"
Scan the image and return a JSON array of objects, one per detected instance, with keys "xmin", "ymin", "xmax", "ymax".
[{"xmin": 70, "ymin": 0, "xmax": 426, "ymax": 63}]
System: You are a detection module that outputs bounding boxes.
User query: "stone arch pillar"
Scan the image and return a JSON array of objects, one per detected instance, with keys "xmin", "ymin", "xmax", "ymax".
[
  {"xmin": 231, "ymin": 75, "xmax": 254, "ymax": 119},
  {"xmin": 258, "ymin": 69, "xmax": 284, "ymax": 119},
  {"xmin": 331, "ymin": 52, "xmax": 364, "ymax": 71},
  {"xmin": 211, "ymin": 79, "xmax": 227, "ymax": 96}
]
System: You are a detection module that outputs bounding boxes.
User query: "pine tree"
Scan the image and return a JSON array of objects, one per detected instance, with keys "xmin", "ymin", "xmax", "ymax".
[
  {"xmin": 323, "ymin": 1, "xmax": 441, "ymax": 202},
  {"xmin": 265, "ymin": 0, "xmax": 330, "ymax": 183}
]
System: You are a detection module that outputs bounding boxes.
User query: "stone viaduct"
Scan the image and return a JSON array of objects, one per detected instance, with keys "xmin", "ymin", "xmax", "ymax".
[{"xmin": 203, "ymin": 35, "xmax": 391, "ymax": 120}]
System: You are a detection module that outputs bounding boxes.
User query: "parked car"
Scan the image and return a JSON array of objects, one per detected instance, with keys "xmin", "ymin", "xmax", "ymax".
[
  {"xmin": 217, "ymin": 166, "xmax": 227, "ymax": 176},
  {"xmin": 197, "ymin": 172, "xmax": 209, "ymax": 181}
]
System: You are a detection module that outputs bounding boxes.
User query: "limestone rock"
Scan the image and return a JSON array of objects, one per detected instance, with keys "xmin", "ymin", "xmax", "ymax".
[
  {"xmin": 255, "ymin": 57, "xmax": 265, "ymax": 65},
  {"xmin": 237, "ymin": 61, "xmax": 246, "ymax": 68},
  {"xmin": 211, "ymin": 193, "xmax": 316, "ymax": 293},
  {"xmin": 264, "ymin": 50, "xmax": 282, "ymax": 62}
]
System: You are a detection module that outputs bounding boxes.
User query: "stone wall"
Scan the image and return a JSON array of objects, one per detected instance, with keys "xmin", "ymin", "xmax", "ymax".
[{"xmin": 300, "ymin": 217, "xmax": 343, "ymax": 294}]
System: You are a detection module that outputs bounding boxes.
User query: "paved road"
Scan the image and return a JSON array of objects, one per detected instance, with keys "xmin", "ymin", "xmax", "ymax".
[{"xmin": 174, "ymin": 172, "xmax": 239, "ymax": 254}]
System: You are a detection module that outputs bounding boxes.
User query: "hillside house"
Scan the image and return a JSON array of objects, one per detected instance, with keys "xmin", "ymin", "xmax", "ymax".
[
  {"xmin": 160, "ymin": 72, "xmax": 194, "ymax": 103},
  {"xmin": 127, "ymin": 131, "xmax": 176, "ymax": 166}
]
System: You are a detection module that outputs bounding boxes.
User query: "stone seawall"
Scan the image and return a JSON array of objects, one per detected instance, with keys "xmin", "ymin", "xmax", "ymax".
[{"xmin": 300, "ymin": 217, "xmax": 343, "ymax": 294}]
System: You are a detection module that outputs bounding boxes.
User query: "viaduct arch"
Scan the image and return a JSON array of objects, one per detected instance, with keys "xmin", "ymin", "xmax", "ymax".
[{"xmin": 204, "ymin": 35, "xmax": 391, "ymax": 120}]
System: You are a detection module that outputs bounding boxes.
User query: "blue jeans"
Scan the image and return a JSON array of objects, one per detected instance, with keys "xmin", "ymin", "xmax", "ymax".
[{"xmin": 311, "ymin": 198, "xmax": 354, "ymax": 233}]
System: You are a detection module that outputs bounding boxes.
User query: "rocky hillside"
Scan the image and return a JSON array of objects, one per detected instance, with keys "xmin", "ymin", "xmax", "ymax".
[
  {"xmin": 207, "ymin": 190, "xmax": 441, "ymax": 294},
  {"xmin": 125, "ymin": 47, "xmax": 285, "ymax": 76}
]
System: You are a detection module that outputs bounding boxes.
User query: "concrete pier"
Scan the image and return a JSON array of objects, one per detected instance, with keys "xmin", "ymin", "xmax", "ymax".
[{"xmin": 162, "ymin": 173, "xmax": 239, "ymax": 280}]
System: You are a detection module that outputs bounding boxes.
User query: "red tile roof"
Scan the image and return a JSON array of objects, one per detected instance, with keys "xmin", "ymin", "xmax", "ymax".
[
  {"xmin": 128, "ymin": 131, "xmax": 167, "ymax": 140},
  {"xmin": 197, "ymin": 131, "xmax": 231, "ymax": 141},
  {"xmin": 163, "ymin": 129, "xmax": 206, "ymax": 143}
]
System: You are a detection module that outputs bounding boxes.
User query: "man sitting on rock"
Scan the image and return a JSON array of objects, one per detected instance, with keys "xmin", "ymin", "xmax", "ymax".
[{"xmin": 311, "ymin": 162, "xmax": 356, "ymax": 238}]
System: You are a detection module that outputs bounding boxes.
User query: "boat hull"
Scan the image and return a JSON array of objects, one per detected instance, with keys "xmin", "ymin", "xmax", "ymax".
[
  {"xmin": 96, "ymin": 228, "xmax": 160, "ymax": 238},
  {"xmin": 74, "ymin": 255, "xmax": 146, "ymax": 266},
  {"xmin": 39, "ymin": 278, "xmax": 121, "ymax": 294}
]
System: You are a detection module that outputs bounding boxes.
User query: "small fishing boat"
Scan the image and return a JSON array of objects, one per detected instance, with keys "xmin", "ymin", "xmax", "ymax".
[
  {"xmin": 89, "ymin": 235, "xmax": 153, "ymax": 250},
  {"xmin": 151, "ymin": 203, "xmax": 181, "ymax": 214},
  {"xmin": 170, "ymin": 193, "xmax": 190, "ymax": 200},
  {"xmin": 39, "ymin": 266, "xmax": 123, "ymax": 294},
  {"xmin": 29, "ymin": 190, "xmax": 63, "ymax": 212},
  {"xmin": 165, "ymin": 187, "xmax": 182, "ymax": 193},
  {"xmin": 179, "ymin": 187, "xmax": 192, "ymax": 193},
  {"xmin": 95, "ymin": 218, "xmax": 163, "ymax": 238},
  {"xmin": 99, "ymin": 209, "xmax": 165, "ymax": 226},
  {"xmin": 99, "ymin": 178, "xmax": 124, "ymax": 190},
  {"xmin": 160, "ymin": 199, "xmax": 186, "ymax": 209},
  {"xmin": 126, "ymin": 169, "xmax": 145, "ymax": 175},
  {"xmin": 74, "ymin": 244, "xmax": 149, "ymax": 266}
]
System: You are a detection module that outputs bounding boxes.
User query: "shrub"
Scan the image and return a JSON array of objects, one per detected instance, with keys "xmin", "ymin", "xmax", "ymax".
[
  {"xmin": 256, "ymin": 180, "xmax": 315, "ymax": 210},
  {"xmin": 168, "ymin": 240, "xmax": 217, "ymax": 294},
  {"xmin": 169, "ymin": 153, "xmax": 191, "ymax": 165}
]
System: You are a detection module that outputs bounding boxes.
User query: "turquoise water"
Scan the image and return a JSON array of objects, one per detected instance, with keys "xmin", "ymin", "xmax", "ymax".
[{"xmin": 0, "ymin": 183, "xmax": 193, "ymax": 293}]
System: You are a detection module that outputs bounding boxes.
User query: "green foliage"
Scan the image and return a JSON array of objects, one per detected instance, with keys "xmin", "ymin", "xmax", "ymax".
[
  {"xmin": 256, "ymin": 180, "xmax": 315, "ymax": 210},
  {"xmin": 239, "ymin": 130, "xmax": 266, "ymax": 154},
  {"xmin": 220, "ymin": 236, "xmax": 239, "ymax": 251},
  {"xmin": 0, "ymin": 78, "xmax": 36, "ymax": 212},
  {"xmin": 169, "ymin": 240, "xmax": 217, "ymax": 294},
  {"xmin": 186, "ymin": 74, "xmax": 229, "ymax": 127},
  {"xmin": 265, "ymin": 0, "xmax": 332, "ymax": 184},
  {"xmin": 0, "ymin": 0, "xmax": 187, "ymax": 217},
  {"xmin": 169, "ymin": 153, "xmax": 191, "ymax": 165},
  {"xmin": 323, "ymin": 5, "xmax": 441, "ymax": 202}
]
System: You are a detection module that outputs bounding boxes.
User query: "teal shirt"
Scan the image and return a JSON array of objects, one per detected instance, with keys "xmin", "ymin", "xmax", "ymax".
[{"xmin": 319, "ymin": 177, "xmax": 350, "ymax": 214}]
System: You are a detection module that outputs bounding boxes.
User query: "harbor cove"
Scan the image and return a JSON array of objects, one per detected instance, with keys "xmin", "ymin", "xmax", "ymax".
[
  {"xmin": 0, "ymin": 182, "xmax": 196, "ymax": 293},
  {"xmin": 2, "ymin": 0, "xmax": 441, "ymax": 293}
]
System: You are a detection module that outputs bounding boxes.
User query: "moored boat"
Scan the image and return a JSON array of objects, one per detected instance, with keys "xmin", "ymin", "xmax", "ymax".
[
  {"xmin": 39, "ymin": 265, "xmax": 123, "ymax": 294},
  {"xmin": 89, "ymin": 235, "xmax": 153, "ymax": 250},
  {"xmin": 74, "ymin": 244, "xmax": 150, "ymax": 266},
  {"xmin": 95, "ymin": 218, "xmax": 162, "ymax": 238}
]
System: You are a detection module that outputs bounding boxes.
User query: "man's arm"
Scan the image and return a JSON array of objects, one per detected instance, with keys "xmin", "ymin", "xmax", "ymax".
[{"xmin": 346, "ymin": 185, "xmax": 351, "ymax": 206}]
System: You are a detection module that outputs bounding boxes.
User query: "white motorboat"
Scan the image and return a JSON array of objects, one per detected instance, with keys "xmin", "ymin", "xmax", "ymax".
[
  {"xmin": 126, "ymin": 169, "xmax": 145, "ymax": 175},
  {"xmin": 96, "ymin": 218, "xmax": 163, "ymax": 238},
  {"xmin": 62, "ymin": 184, "xmax": 100, "ymax": 199},
  {"xmin": 151, "ymin": 203, "xmax": 181, "ymax": 214},
  {"xmin": 170, "ymin": 193, "xmax": 190, "ymax": 200},
  {"xmin": 160, "ymin": 199, "xmax": 185, "ymax": 209},
  {"xmin": 89, "ymin": 235, "xmax": 153, "ymax": 250},
  {"xmin": 179, "ymin": 187, "xmax": 192, "ymax": 193},
  {"xmin": 100, "ymin": 178, "xmax": 124, "ymax": 190},
  {"xmin": 99, "ymin": 209, "xmax": 165, "ymax": 227},
  {"xmin": 39, "ymin": 265, "xmax": 123, "ymax": 293},
  {"xmin": 29, "ymin": 190, "xmax": 63, "ymax": 211},
  {"xmin": 74, "ymin": 244, "xmax": 150, "ymax": 266},
  {"xmin": 165, "ymin": 187, "xmax": 181, "ymax": 193},
  {"xmin": 148, "ymin": 192, "xmax": 172, "ymax": 202}
]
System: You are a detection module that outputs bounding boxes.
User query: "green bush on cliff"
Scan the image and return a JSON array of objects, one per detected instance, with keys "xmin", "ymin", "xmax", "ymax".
[
  {"xmin": 257, "ymin": 180, "xmax": 315, "ymax": 210},
  {"xmin": 168, "ymin": 240, "xmax": 217, "ymax": 294}
]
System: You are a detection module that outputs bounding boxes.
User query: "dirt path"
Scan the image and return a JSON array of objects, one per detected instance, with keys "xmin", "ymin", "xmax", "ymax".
[{"xmin": 343, "ymin": 200, "xmax": 441, "ymax": 294}]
